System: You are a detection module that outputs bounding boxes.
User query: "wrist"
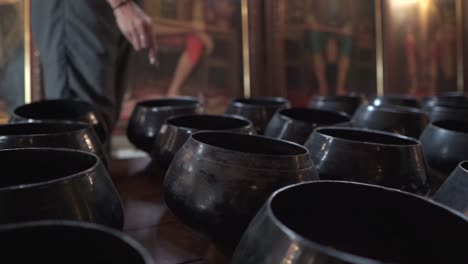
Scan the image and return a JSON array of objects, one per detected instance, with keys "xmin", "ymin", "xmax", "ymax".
[{"xmin": 108, "ymin": 0, "xmax": 132, "ymax": 11}]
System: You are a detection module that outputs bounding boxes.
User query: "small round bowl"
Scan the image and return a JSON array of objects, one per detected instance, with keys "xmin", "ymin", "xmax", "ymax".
[
  {"xmin": 420, "ymin": 120, "xmax": 468, "ymax": 191},
  {"xmin": 0, "ymin": 148, "xmax": 123, "ymax": 229},
  {"xmin": 164, "ymin": 131, "xmax": 318, "ymax": 255},
  {"xmin": 153, "ymin": 114, "xmax": 256, "ymax": 168},
  {"xmin": 233, "ymin": 181, "xmax": 468, "ymax": 264},
  {"xmin": 264, "ymin": 107, "xmax": 350, "ymax": 144},
  {"xmin": 127, "ymin": 97, "xmax": 201, "ymax": 153},
  {"xmin": 434, "ymin": 161, "xmax": 468, "ymax": 215},
  {"xmin": 352, "ymin": 104, "xmax": 429, "ymax": 138},
  {"xmin": 424, "ymin": 103, "xmax": 468, "ymax": 123},
  {"xmin": 371, "ymin": 94, "xmax": 422, "ymax": 108},
  {"xmin": 225, "ymin": 97, "xmax": 290, "ymax": 134},
  {"xmin": 0, "ymin": 221, "xmax": 153, "ymax": 263},
  {"xmin": 10, "ymin": 99, "xmax": 108, "ymax": 144},
  {"xmin": 308, "ymin": 95, "xmax": 365, "ymax": 115},
  {"xmin": 304, "ymin": 127, "xmax": 428, "ymax": 194},
  {"xmin": 0, "ymin": 121, "xmax": 108, "ymax": 167}
]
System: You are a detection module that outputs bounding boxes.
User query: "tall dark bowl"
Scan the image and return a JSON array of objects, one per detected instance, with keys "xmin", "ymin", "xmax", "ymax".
[
  {"xmin": 153, "ymin": 114, "xmax": 256, "ymax": 168},
  {"xmin": 0, "ymin": 148, "xmax": 123, "ymax": 229},
  {"xmin": 225, "ymin": 97, "xmax": 290, "ymax": 134},
  {"xmin": 308, "ymin": 95, "xmax": 364, "ymax": 115},
  {"xmin": 164, "ymin": 131, "xmax": 318, "ymax": 255},
  {"xmin": 0, "ymin": 221, "xmax": 153, "ymax": 263},
  {"xmin": 422, "ymin": 93, "xmax": 468, "ymax": 108},
  {"xmin": 0, "ymin": 121, "xmax": 108, "ymax": 167},
  {"xmin": 371, "ymin": 94, "xmax": 422, "ymax": 108},
  {"xmin": 233, "ymin": 181, "xmax": 468, "ymax": 264},
  {"xmin": 434, "ymin": 161, "xmax": 468, "ymax": 215},
  {"xmin": 424, "ymin": 103, "xmax": 468, "ymax": 122},
  {"xmin": 127, "ymin": 97, "xmax": 201, "ymax": 153},
  {"xmin": 264, "ymin": 107, "xmax": 350, "ymax": 144},
  {"xmin": 10, "ymin": 99, "xmax": 108, "ymax": 144},
  {"xmin": 420, "ymin": 120, "xmax": 468, "ymax": 191},
  {"xmin": 304, "ymin": 127, "xmax": 428, "ymax": 194},
  {"xmin": 351, "ymin": 104, "xmax": 429, "ymax": 138}
]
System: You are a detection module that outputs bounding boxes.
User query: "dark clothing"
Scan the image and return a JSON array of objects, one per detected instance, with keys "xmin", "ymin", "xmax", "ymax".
[{"xmin": 31, "ymin": 0, "xmax": 130, "ymax": 130}]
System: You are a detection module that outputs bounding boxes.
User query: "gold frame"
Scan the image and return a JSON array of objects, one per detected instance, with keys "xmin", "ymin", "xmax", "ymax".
[
  {"xmin": 456, "ymin": 0, "xmax": 464, "ymax": 92},
  {"xmin": 240, "ymin": 0, "xmax": 251, "ymax": 97},
  {"xmin": 23, "ymin": 0, "xmax": 31, "ymax": 103}
]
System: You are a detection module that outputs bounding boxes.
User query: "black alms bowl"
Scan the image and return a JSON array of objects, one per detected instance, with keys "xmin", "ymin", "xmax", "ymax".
[
  {"xmin": 0, "ymin": 221, "xmax": 153, "ymax": 263},
  {"xmin": 153, "ymin": 114, "xmax": 255, "ymax": 168},
  {"xmin": 11, "ymin": 99, "xmax": 108, "ymax": 144},
  {"xmin": 371, "ymin": 94, "xmax": 422, "ymax": 108},
  {"xmin": 164, "ymin": 131, "xmax": 318, "ymax": 255},
  {"xmin": 308, "ymin": 95, "xmax": 364, "ymax": 115},
  {"xmin": 0, "ymin": 121, "xmax": 108, "ymax": 166},
  {"xmin": 352, "ymin": 104, "xmax": 429, "ymax": 138},
  {"xmin": 264, "ymin": 107, "xmax": 350, "ymax": 144},
  {"xmin": 420, "ymin": 120, "xmax": 468, "ymax": 191},
  {"xmin": 305, "ymin": 127, "xmax": 428, "ymax": 194},
  {"xmin": 225, "ymin": 97, "xmax": 290, "ymax": 134},
  {"xmin": 0, "ymin": 148, "xmax": 123, "ymax": 229},
  {"xmin": 233, "ymin": 181, "xmax": 468, "ymax": 264},
  {"xmin": 127, "ymin": 97, "xmax": 201, "ymax": 153}
]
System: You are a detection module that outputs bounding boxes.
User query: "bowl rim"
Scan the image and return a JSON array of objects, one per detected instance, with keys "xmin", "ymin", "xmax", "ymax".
[
  {"xmin": 0, "ymin": 148, "xmax": 101, "ymax": 192},
  {"xmin": 136, "ymin": 96, "xmax": 200, "ymax": 111},
  {"xmin": 262, "ymin": 180, "xmax": 468, "ymax": 264},
  {"xmin": 13, "ymin": 99, "xmax": 95, "ymax": 117},
  {"xmin": 0, "ymin": 121, "xmax": 93, "ymax": 137},
  {"xmin": 0, "ymin": 220, "xmax": 153, "ymax": 263},
  {"xmin": 459, "ymin": 161, "xmax": 468, "ymax": 172},
  {"xmin": 357, "ymin": 104, "xmax": 427, "ymax": 116},
  {"xmin": 430, "ymin": 120, "xmax": 468, "ymax": 135},
  {"xmin": 165, "ymin": 114, "xmax": 253, "ymax": 131},
  {"xmin": 278, "ymin": 107, "xmax": 351, "ymax": 124},
  {"xmin": 313, "ymin": 126, "xmax": 420, "ymax": 147},
  {"xmin": 230, "ymin": 97, "xmax": 289, "ymax": 108},
  {"xmin": 189, "ymin": 131, "xmax": 310, "ymax": 158}
]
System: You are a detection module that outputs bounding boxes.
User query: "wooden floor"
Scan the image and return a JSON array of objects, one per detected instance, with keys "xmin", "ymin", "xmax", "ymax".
[{"xmin": 109, "ymin": 156, "xmax": 212, "ymax": 264}]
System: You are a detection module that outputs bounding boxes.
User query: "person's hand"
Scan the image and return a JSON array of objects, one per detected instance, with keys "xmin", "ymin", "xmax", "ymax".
[
  {"xmin": 192, "ymin": 20, "xmax": 207, "ymax": 32},
  {"xmin": 341, "ymin": 24, "xmax": 353, "ymax": 36},
  {"xmin": 197, "ymin": 32, "xmax": 215, "ymax": 55},
  {"xmin": 113, "ymin": 1, "xmax": 158, "ymax": 65}
]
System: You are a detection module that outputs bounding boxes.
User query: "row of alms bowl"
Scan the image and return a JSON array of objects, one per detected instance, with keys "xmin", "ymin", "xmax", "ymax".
[
  {"xmin": 0, "ymin": 93, "xmax": 464, "ymax": 263},
  {"xmin": 0, "ymin": 99, "xmax": 151, "ymax": 263},
  {"xmin": 124, "ymin": 93, "xmax": 468, "ymax": 262}
]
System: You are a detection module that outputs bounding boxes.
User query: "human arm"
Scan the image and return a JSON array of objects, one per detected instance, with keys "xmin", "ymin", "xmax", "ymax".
[{"xmin": 106, "ymin": 0, "xmax": 158, "ymax": 64}]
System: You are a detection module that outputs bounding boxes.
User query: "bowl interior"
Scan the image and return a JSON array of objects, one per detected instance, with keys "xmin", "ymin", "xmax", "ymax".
[
  {"xmin": 0, "ymin": 224, "xmax": 146, "ymax": 263},
  {"xmin": 318, "ymin": 128, "xmax": 416, "ymax": 145},
  {"xmin": 433, "ymin": 120, "xmax": 468, "ymax": 133},
  {"xmin": 271, "ymin": 182, "xmax": 468, "ymax": 263},
  {"xmin": 0, "ymin": 122, "xmax": 89, "ymax": 136},
  {"xmin": 234, "ymin": 98, "xmax": 286, "ymax": 106},
  {"xmin": 0, "ymin": 149, "xmax": 97, "ymax": 189},
  {"xmin": 138, "ymin": 98, "xmax": 198, "ymax": 108},
  {"xmin": 280, "ymin": 108, "xmax": 349, "ymax": 124},
  {"xmin": 168, "ymin": 115, "xmax": 250, "ymax": 130},
  {"xmin": 193, "ymin": 132, "xmax": 306, "ymax": 155},
  {"xmin": 14, "ymin": 100, "xmax": 93, "ymax": 120}
]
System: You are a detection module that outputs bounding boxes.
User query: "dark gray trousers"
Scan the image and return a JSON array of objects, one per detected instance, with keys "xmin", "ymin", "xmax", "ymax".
[{"xmin": 31, "ymin": 0, "xmax": 130, "ymax": 130}]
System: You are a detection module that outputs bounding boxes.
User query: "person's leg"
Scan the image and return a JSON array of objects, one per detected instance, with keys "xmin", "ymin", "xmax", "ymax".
[
  {"xmin": 167, "ymin": 34, "xmax": 205, "ymax": 96},
  {"xmin": 31, "ymin": 0, "xmax": 128, "ymax": 131},
  {"xmin": 308, "ymin": 31, "xmax": 327, "ymax": 95},
  {"xmin": 337, "ymin": 34, "xmax": 353, "ymax": 95}
]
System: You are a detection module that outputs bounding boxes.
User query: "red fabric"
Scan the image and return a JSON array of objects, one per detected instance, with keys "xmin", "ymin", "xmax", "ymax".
[{"xmin": 186, "ymin": 35, "xmax": 204, "ymax": 64}]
